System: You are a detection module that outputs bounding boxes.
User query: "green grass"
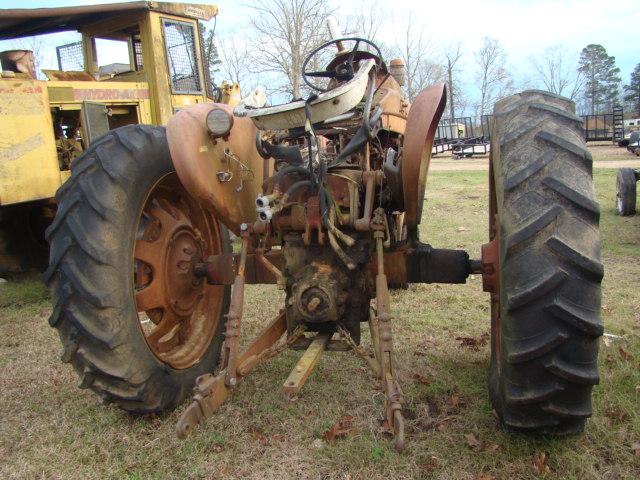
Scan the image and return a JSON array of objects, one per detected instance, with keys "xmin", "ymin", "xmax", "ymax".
[
  {"xmin": 0, "ymin": 273, "xmax": 49, "ymax": 308},
  {"xmin": 0, "ymin": 168, "xmax": 639, "ymax": 479}
]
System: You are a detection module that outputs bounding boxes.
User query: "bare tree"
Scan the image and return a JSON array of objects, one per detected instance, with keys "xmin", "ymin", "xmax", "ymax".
[
  {"xmin": 530, "ymin": 45, "xmax": 583, "ymax": 100},
  {"xmin": 248, "ymin": 0, "xmax": 331, "ymax": 99},
  {"xmin": 444, "ymin": 42, "xmax": 463, "ymax": 120},
  {"xmin": 344, "ymin": 0, "xmax": 385, "ymax": 43},
  {"xmin": 216, "ymin": 36, "xmax": 252, "ymax": 95},
  {"xmin": 474, "ymin": 36, "xmax": 513, "ymax": 116},
  {"xmin": 393, "ymin": 15, "xmax": 444, "ymax": 101}
]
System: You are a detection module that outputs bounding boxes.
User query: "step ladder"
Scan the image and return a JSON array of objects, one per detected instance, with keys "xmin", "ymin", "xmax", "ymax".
[{"xmin": 613, "ymin": 105, "xmax": 624, "ymax": 143}]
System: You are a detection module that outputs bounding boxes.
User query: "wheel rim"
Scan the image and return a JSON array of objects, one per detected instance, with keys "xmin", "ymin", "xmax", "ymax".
[
  {"xmin": 616, "ymin": 176, "xmax": 622, "ymax": 213},
  {"xmin": 488, "ymin": 161, "xmax": 501, "ymax": 374},
  {"xmin": 133, "ymin": 173, "xmax": 225, "ymax": 370}
]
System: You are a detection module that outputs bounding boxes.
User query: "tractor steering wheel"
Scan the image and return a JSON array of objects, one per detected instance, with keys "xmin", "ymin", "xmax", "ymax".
[{"xmin": 302, "ymin": 37, "xmax": 382, "ymax": 93}]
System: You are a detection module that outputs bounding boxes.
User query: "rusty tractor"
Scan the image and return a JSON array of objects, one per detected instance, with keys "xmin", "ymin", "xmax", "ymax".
[{"xmin": 47, "ymin": 34, "xmax": 604, "ymax": 451}]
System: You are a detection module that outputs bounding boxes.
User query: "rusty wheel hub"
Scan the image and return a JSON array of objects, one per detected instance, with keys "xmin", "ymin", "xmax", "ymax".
[
  {"xmin": 163, "ymin": 226, "xmax": 204, "ymax": 317},
  {"xmin": 134, "ymin": 174, "xmax": 224, "ymax": 370}
]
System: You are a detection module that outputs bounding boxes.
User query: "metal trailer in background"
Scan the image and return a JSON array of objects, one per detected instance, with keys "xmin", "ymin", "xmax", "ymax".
[
  {"xmin": 449, "ymin": 114, "xmax": 492, "ymax": 158},
  {"xmin": 581, "ymin": 105, "xmax": 624, "ymax": 143},
  {"xmin": 432, "ymin": 116, "xmax": 474, "ymax": 154},
  {"xmin": 432, "ymin": 115, "xmax": 492, "ymax": 157}
]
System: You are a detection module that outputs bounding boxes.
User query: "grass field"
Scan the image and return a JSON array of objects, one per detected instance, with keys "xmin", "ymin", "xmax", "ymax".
[{"xmin": 1, "ymin": 165, "xmax": 639, "ymax": 479}]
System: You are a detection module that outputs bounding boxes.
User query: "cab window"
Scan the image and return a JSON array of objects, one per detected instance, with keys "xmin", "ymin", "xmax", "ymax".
[{"xmin": 162, "ymin": 19, "xmax": 201, "ymax": 94}]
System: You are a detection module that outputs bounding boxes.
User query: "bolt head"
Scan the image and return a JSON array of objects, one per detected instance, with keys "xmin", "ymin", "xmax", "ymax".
[{"xmin": 240, "ymin": 223, "xmax": 248, "ymax": 231}]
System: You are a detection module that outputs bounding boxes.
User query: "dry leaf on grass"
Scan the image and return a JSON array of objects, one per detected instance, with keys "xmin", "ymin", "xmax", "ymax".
[
  {"xmin": 472, "ymin": 475, "xmax": 495, "ymax": 480},
  {"xmin": 436, "ymin": 421, "xmax": 449, "ymax": 432},
  {"xmin": 605, "ymin": 404, "xmax": 629, "ymax": 422},
  {"xmin": 413, "ymin": 373, "xmax": 431, "ymax": 385},
  {"xmin": 249, "ymin": 427, "xmax": 268, "ymax": 446},
  {"xmin": 420, "ymin": 455, "xmax": 440, "ymax": 472},
  {"xmin": 418, "ymin": 337, "xmax": 438, "ymax": 348},
  {"xmin": 465, "ymin": 432, "xmax": 482, "ymax": 450},
  {"xmin": 447, "ymin": 394, "xmax": 463, "ymax": 407},
  {"xmin": 413, "ymin": 350, "xmax": 427, "ymax": 357},
  {"xmin": 323, "ymin": 415, "xmax": 354, "ymax": 442},
  {"xmin": 618, "ymin": 346, "xmax": 633, "ymax": 361},
  {"xmin": 464, "ymin": 432, "xmax": 500, "ymax": 453},
  {"xmin": 533, "ymin": 451, "xmax": 550, "ymax": 475},
  {"xmin": 632, "ymin": 442, "xmax": 640, "ymax": 457},
  {"xmin": 455, "ymin": 333, "xmax": 489, "ymax": 350}
]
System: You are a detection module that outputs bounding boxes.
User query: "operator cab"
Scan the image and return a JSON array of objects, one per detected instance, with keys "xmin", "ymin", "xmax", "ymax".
[{"xmin": 0, "ymin": 2, "xmax": 231, "ymax": 176}]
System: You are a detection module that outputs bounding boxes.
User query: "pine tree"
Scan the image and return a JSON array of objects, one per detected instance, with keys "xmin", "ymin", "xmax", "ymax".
[
  {"xmin": 199, "ymin": 21, "xmax": 222, "ymax": 97},
  {"xmin": 623, "ymin": 63, "xmax": 640, "ymax": 116},
  {"xmin": 578, "ymin": 44, "xmax": 621, "ymax": 114}
]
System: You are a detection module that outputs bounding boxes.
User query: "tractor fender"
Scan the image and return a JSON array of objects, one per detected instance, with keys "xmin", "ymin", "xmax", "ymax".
[
  {"xmin": 401, "ymin": 83, "xmax": 447, "ymax": 229},
  {"xmin": 166, "ymin": 103, "xmax": 266, "ymax": 234}
]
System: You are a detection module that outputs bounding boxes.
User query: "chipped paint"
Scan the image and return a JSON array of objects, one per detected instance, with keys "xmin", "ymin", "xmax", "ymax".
[
  {"xmin": 0, "ymin": 133, "xmax": 44, "ymax": 162},
  {"xmin": 0, "ymin": 82, "xmax": 45, "ymax": 115}
]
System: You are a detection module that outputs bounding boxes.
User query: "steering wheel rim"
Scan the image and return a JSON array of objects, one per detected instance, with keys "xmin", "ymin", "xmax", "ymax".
[{"xmin": 302, "ymin": 37, "xmax": 382, "ymax": 93}]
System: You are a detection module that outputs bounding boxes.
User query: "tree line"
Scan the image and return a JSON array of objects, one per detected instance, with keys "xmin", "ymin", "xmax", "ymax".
[{"xmin": 203, "ymin": 0, "xmax": 639, "ymax": 119}]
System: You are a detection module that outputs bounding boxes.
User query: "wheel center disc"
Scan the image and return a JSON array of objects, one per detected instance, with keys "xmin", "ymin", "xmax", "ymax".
[
  {"xmin": 133, "ymin": 173, "xmax": 225, "ymax": 370},
  {"xmin": 164, "ymin": 227, "xmax": 203, "ymax": 317}
]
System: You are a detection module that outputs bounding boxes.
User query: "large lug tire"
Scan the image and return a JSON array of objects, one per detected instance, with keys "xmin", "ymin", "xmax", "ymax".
[
  {"xmin": 616, "ymin": 168, "xmax": 637, "ymax": 216},
  {"xmin": 488, "ymin": 90, "xmax": 603, "ymax": 434},
  {"xmin": 45, "ymin": 125, "xmax": 230, "ymax": 413}
]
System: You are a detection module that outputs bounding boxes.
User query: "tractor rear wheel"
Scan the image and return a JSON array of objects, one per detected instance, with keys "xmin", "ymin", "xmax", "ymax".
[
  {"xmin": 45, "ymin": 125, "xmax": 230, "ymax": 412},
  {"xmin": 616, "ymin": 168, "xmax": 637, "ymax": 216},
  {"xmin": 488, "ymin": 90, "xmax": 603, "ymax": 434}
]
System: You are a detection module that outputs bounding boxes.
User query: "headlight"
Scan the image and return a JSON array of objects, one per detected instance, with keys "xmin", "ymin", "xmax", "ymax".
[{"xmin": 206, "ymin": 108, "xmax": 234, "ymax": 137}]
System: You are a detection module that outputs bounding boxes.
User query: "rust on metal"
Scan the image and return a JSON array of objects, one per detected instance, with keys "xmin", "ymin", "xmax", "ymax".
[
  {"xmin": 481, "ymin": 239, "xmax": 499, "ymax": 293},
  {"xmin": 303, "ymin": 195, "xmax": 324, "ymax": 245},
  {"xmin": 338, "ymin": 325, "xmax": 380, "ymax": 377},
  {"xmin": 282, "ymin": 332, "xmax": 331, "ymax": 398},
  {"xmin": 370, "ymin": 209, "xmax": 405, "ymax": 452},
  {"xmin": 401, "ymin": 83, "xmax": 447, "ymax": 229},
  {"xmin": 221, "ymin": 228, "xmax": 250, "ymax": 387},
  {"xmin": 41, "ymin": 70, "xmax": 95, "ymax": 82},
  {"xmin": 255, "ymin": 252, "xmax": 285, "ymax": 287},
  {"xmin": 487, "ymin": 160, "xmax": 501, "ymax": 374},
  {"xmin": 167, "ymin": 103, "xmax": 265, "ymax": 234},
  {"xmin": 176, "ymin": 310, "xmax": 293, "ymax": 439},
  {"xmin": 134, "ymin": 173, "xmax": 225, "ymax": 370},
  {"xmin": 354, "ymin": 170, "xmax": 383, "ymax": 231},
  {"xmin": 199, "ymin": 250, "xmax": 285, "ymax": 285}
]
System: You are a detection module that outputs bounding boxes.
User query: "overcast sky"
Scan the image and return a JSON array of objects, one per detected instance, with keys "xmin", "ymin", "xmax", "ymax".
[{"xmin": 0, "ymin": 0, "xmax": 638, "ymax": 112}]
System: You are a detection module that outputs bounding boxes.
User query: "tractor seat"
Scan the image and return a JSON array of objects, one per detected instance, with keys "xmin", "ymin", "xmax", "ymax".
[{"xmin": 234, "ymin": 59, "xmax": 375, "ymax": 131}]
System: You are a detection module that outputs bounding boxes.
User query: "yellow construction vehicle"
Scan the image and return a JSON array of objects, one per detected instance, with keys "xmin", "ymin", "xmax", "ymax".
[{"xmin": 0, "ymin": 1, "xmax": 239, "ymax": 272}]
